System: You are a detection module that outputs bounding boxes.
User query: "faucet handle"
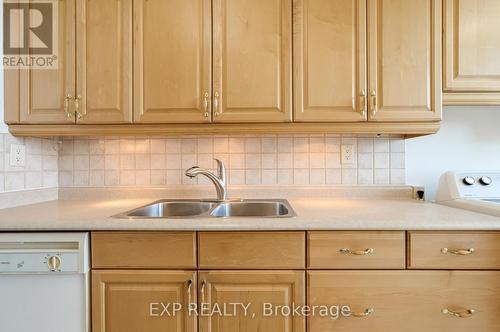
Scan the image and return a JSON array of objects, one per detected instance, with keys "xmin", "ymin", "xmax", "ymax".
[{"xmin": 214, "ymin": 159, "xmax": 227, "ymax": 183}]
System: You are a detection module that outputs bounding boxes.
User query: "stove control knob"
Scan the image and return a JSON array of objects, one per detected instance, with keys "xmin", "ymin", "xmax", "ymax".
[
  {"xmin": 463, "ymin": 177, "xmax": 475, "ymax": 186},
  {"xmin": 479, "ymin": 176, "xmax": 492, "ymax": 186},
  {"xmin": 47, "ymin": 256, "xmax": 61, "ymax": 272}
]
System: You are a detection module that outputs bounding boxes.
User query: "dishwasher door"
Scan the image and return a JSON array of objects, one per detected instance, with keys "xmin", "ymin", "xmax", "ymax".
[
  {"xmin": 0, "ymin": 274, "xmax": 88, "ymax": 332},
  {"xmin": 0, "ymin": 233, "xmax": 89, "ymax": 332}
]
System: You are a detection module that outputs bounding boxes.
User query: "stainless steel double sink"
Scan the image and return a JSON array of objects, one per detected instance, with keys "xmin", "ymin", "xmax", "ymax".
[{"xmin": 113, "ymin": 199, "xmax": 296, "ymax": 219}]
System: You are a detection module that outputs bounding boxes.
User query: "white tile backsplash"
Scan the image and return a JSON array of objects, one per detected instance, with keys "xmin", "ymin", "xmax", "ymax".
[
  {"xmin": 0, "ymin": 134, "xmax": 59, "ymax": 192},
  {"xmin": 0, "ymin": 133, "xmax": 406, "ymax": 191}
]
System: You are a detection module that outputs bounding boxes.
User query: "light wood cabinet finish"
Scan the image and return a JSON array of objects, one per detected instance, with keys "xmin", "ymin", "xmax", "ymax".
[
  {"xmin": 19, "ymin": 0, "xmax": 75, "ymax": 123},
  {"xmin": 368, "ymin": 0, "xmax": 442, "ymax": 122},
  {"xmin": 198, "ymin": 232, "xmax": 305, "ymax": 269},
  {"xmin": 409, "ymin": 231, "xmax": 500, "ymax": 269},
  {"xmin": 92, "ymin": 270, "xmax": 197, "ymax": 332},
  {"xmin": 91, "ymin": 232, "xmax": 196, "ymax": 269},
  {"xmin": 308, "ymin": 270, "xmax": 500, "ymax": 332},
  {"xmin": 134, "ymin": 0, "xmax": 211, "ymax": 123},
  {"xmin": 4, "ymin": 69, "xmax": 19, "ymax": 123},
  {"xmin": 212, "ymin": 0, "xmax": 292, "ymax": 122},
  {"xmin": 293, "ymin": 0, "xmax": 367, "ymax": 122},
  {"xmin": 76, "ymin": 0, "xmax": 132, "ymax": 123},
  {"xmin": 443, "ymin": 0, "xmax": 500, "ymax": 105},
  {"xmin": 444, "ymin": 0, "xmax": 500, "ymax": 91},
  {"xmin": 199, "ymin": 270, "xmax": 305, "ymax": 332},
  {"xmin": 308, "ymin": 231, "xmax": 405, "ymax": 269}
]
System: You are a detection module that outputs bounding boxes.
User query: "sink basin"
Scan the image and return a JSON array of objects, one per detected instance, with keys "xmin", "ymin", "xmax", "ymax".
[
  {"xmin": 114, "ymin": 200, "xmax": 218, "ymax": 218},
  {"xmin": 210, "ymin": 200, "xmax": 294, "ymax": 218},
  {"xmin": 113, "ymin": 199, "xmax": 295, "ymax": 219}
]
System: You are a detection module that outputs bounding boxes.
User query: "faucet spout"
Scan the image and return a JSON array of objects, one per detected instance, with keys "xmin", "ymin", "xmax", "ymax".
[{"xmin": 184, "ymin": 159, "xmax": 228, "ymax": 201}]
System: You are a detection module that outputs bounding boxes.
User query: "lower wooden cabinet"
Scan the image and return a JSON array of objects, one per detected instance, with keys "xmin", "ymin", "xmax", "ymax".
[
  {"xmin": 89, "ymin": 231, "xmax": 500, "ymax": 332},
  {"xmin": 92, "ymin": 270, "xmax": 197, "ymax": 332},
  {"xmin": 308, "ymin": 270, "xmax": 500, "ymax": 332},
  {"xmin": 198, "ymin": 271, "xmax": 305, "ymax": 332}
]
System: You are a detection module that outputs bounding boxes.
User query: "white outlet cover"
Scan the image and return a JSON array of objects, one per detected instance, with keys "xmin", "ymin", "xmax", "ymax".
[
  {"xmin": 9, "ymin": 144, "xmax": 26, "ymax": 167},
  {"xmin": 341, "ymin": 144, "xmax": 355, "ymax": 165}
]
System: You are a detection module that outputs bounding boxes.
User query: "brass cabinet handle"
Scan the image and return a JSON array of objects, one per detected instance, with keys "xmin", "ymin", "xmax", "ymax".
[
  {"xmin": 200, "ymin": 280, "xmax": 206, "ymax": 301},
  {"xmin": 370, "ymin": 90, "xmax": 377, "ymax": 117},
  {"xmin": 203, "ymin": 92, "xmax": 210, "ymax": 118},
  {"xmin": 75, "ymin": 95, "xmax": 83, "ymax": 120},
  {"xmin": 441, "ymin": 248, "xmax": 475, "ymax": 255},
  {"xmin": 214, "ymin": 92, "xmax": 220, "ymax": 116},
  {"xmin": 442, "ymin": 308, "xmax": 475, "ymax": 318},
  {"xmin": 339, "ymin": 248, "xmax": 374, "ymax": 256},
  {"xmin": 187, "ymin": 279, "xmax": 193, "ymax": 303},
  {"xmin": 360, "ymin": 91, "xmax": 367, "ymax": 117},
  {"xmin": 64, "ymin": 94, "xmax": 74, "ymax": 119},
  {"xmin": 346, "ymin": 308, "xmax": 374, "ymax": 318}
]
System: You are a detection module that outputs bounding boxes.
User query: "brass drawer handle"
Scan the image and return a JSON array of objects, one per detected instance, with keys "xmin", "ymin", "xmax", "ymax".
[
  {"xmin": 442, "ymin": 308, "xmax": 475, "ymax": 318},
  {"xmin": 339, "ymin": 248, "xmax": 374, "ymax": 256},
  {"xmin": 441, "ymin": 248, "xmax": 475, "ymax": 255},
  {"xmin": 346, "ymin": 308, "xmax": 374, "ymax": 318}
]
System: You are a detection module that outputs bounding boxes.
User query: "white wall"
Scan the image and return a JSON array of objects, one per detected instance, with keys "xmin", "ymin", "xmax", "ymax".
[
  {"xmin": 0, "ymin": 3, "xmax": 7, "ymax": 133},
  {"xmin": 407, "ymin": 106, "xmax": 500, "ymax": 200}
]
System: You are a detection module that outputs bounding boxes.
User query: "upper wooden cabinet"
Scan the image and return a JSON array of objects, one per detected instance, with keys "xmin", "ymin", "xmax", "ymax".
[
  {"xmin": 213, "ymin": 0, "xmax": 292, "ymax": 123},
  {"xmin": 17, "ymin": 0, "xmax": 75, "ymax": 124},
  {"xmin": 135, "ymin": 0, "xmax": 291, "ymax": 124},
  {"xmin": 77, "ymin": 0, "xmax": 132, "ymax": 123},
  {"xmin": 6, "ymin": 0, "xmax": 132, "ymax": 124},
  {"xmin": 293, "ymin": 0, "xmax": 367, "ymax": 122},
  {"xmin": 368, "ymin": 0, "xmax": 442, "ymax": 122},
  {"xmin": 443, "ymin": 0, "xmax": 500, "ymax": 105},
  {"xmin": 293, "ymin": 0, "xmax": 442, "ymax": 123},
  {"xmin": 134, "ymin": 0, "xmax": 212, "ymax": 123},
  {"xmin": 5, "ymin": 0, "xmax": 444, "ymax": 135}
]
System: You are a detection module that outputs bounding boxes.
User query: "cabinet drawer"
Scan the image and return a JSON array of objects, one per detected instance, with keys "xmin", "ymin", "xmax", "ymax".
[
  {"xmin": 198, "ymin": 232, "xmax": 305, "ymax": 269},
  {"xmin": 308, "ymin": 231, "xmax": 405, "ymax": 269},
  {"xmin": 409, "ymin": 231, "xmax": 500, "ymax": 269},
  {"xmin": 91, "ymin": 232, "xmax": 196, "ymax": 269},
  {"xmin": 308, "ymin": 271, "xmax": 500, "ymax": 332}
]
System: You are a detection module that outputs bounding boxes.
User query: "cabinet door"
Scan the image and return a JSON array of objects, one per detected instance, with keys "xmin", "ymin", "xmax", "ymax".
[
  {"xmin": 294, "ymin": 0, "xmax": 367, "ymax": 122},
  {"xmin": 134, "ymin": 0, "xmax": 211, "ymax": 123},
  {"xmin": 308, "ymin": 271, "xmax": 500, "ymax": 332},
  {"xmin": 19, "ymin": 0, "xmax": 75, "ymax": 123},
  {"xmin": 199, "ymin": 271, "xmax": 305, "ymax": 332},
  {"xmin": 92, "ymin": 270, "xmax": 197, "ymax": 332},
  {"xmin": 443, "ymin": 0, "xmax": 500, "ymax": 104},
  {"xmin": 367, "ymin": 0, "xmax": 442, "ymax": 122},
  {"xmin": 76, "ymin": 0, "xmax": 132, "ymax": 123},
  {"xmin": 213, "ymin": 0, "xmax": 292, "ymax": 122}
]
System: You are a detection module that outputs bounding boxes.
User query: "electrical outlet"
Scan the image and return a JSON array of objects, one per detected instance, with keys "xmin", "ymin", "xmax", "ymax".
[
  {"xmin": 341, "ymin": 144, "xmax": 354, "ymax": 165},
  {"xmin": 9, "ymin": 144, "xmax": 26, "ymax": 167}
]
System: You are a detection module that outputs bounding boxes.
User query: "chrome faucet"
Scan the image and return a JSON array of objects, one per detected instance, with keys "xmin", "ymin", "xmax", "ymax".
[{"xmin": 185, "ymin": 159, "xmax": 228, "ymax": 201}]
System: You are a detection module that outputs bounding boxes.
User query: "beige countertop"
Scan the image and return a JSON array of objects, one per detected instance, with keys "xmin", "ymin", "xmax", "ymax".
[{"xmin": 0, "ymin": 186, "xmax": 498, "ymax": 231}]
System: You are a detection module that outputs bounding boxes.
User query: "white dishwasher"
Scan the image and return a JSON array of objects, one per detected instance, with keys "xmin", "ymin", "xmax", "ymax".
[{"xmin": 0, "ymin": 233, "xmax": 90, "ymax": 332}]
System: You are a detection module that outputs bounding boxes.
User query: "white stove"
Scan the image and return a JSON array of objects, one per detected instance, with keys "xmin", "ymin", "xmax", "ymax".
[{"xmin": 436, "ymin": 171, "xmax": 500, "ymax": 217}]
